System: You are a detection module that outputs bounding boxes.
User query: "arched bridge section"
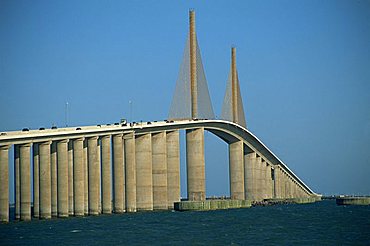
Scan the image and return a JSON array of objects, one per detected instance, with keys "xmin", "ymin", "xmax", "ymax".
[
  {"xmin": 134, "ymin": 119, "xmax": 315, "ymax": 197},
  {"xmin": 0, "ymin": 119, "xmax": 319, "ymax": 222}
]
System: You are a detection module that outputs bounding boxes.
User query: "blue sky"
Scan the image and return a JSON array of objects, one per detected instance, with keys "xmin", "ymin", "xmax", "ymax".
[{"xmin": 1, "ymin": 0, "xmax": 369, "ymax": 199}]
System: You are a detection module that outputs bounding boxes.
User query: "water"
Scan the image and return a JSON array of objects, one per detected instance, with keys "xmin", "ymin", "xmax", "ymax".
[{"xmin": 1, "ymin": 200, "xmax": 369, "ymax": 245}]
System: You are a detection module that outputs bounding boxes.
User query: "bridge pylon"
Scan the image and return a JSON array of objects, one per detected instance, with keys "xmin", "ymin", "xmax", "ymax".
[
  {"xmin": 221, "ymin": 47, "xmax": 247, "ymax": 128},
  {"xmin": 168, "ymin": 10, "xmax": 214, "ymax": 120}
]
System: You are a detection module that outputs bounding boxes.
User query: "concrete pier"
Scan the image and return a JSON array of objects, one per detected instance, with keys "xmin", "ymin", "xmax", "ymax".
[
  {"xmin": 278, "ymin": 167, "xmax": 284, "ymax": 198},
  {"xmin": 255, "ymin": 157, "xmax": 263, "ymax": 201},
  {"xmin": 124, "ymin": 134, "xmax": 136, "ymax": 212},
  {"xmin": 0, "ymin": 145, "xmax": 9, "ymax": 222},
  {"xmin": 174, "ymin": 199, "xmax": 251, "ymax": 211},
  {"xmin": 51, "ymin": 142, "xmax": 57, "ymax": 217},
  {"xmin": 88, "ymin": 136, "xmax": 99, "ymax": 215},
  {"xmin": 32, "ymin": 144, "xmax": 39, "ymax": 218},
  {"xmin": 20, "ymin": 143, "xmax": 31, "ymax": 221},
  {"xmin": 272, "ymin": 167, "xmax": 277, "ymax": 198},
  {"xmin": 152, "ymin": 132, "xmax": 168, "ymax": 210},
  {"xmin": 186, "ymin": 128, "xmax": 205, "ymax": 201},
  {"xmin": 101, "ymin": 135, "xmax": 112, "ymax": 214},
  {"xmin": 261, "ymin": 159, "xmax": 267, "ymax": 199},
  {"xmin": 273, "ymin": 167, "xmax": 278, "ymax": 198},
  {"xmin": 113, "ymin": 134, "xmax": 124, "ymax": 213},
  {"xmin": 288, "ymin": 177, "xmax": 293, "ymax": 198},
  {"xmin": 166, "ymin": 131, "xmax": 180, "ymax": 209},
  {"xmin": 279, "ymin": 168, "xmax": 284, "ymax": 198},
  {"xmin": 244, "ymin": 152, "xmax": 255, "ymax": 200},
  {"xmin": 286, "ymin": 175, "xmax": 291, "ymax": 198},
  {"xmin": 83, "ymin": 140, "xmax": 88, "ymax": 215},
  {"xmin": 57, "ymin": 139, "xmax": 68, "ymax": 217},
  {"xmin": 284, "ymin": 171, "xmax": 289, "ymax": 198},
  {"xmin": 73, "ymin": 138, "xmax": 84, "ymax": 216},
  {"xmin": 229, "ymin": 140, "xmax": 244, "ymax": 200},
  {"xmin": 68, "ymin": 141, "xmax": 74, "ymax": 215},
  {"xmin": 14, "ymin": 145, "xmax": 20, "ymax": 220},
  {"xmin": 266, "ymin": 164, "xmax": 273, "ymax": 199},
  {"xmin": 39, "ymin": 141, "xmax": 51, "ymax": 219},
  {"xmin": 97, "ymin": 139, "xmax": 101, "ymax": 213},
  {"xmin": 135, "ymin": 134, "xmax": 153, "ymax": 211},
  {"xmin": 252, "ymin": 155, "xmax": 259, "ymax": 201}
]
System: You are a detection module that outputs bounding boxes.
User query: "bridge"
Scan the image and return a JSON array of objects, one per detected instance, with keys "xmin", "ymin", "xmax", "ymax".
[{"xmin": 0, "ymin": 10, "xmax": 319, "ymax": 222}]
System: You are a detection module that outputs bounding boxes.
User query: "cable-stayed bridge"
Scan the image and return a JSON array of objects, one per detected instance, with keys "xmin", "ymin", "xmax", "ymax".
[{"xmin": 0, "ymin": 10, "xmax": 319, "ymax": 222}]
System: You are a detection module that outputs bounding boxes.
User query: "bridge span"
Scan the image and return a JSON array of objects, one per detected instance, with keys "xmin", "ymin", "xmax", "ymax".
[
  {"xmin": 0, "ymin": 119, "xmax": 319, "ymax": 222},
  {"xmin": 0, "ymin": 10, "xmax": 320, "ymax": 223}
]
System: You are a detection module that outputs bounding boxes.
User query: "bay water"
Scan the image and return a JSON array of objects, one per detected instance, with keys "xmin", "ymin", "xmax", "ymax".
[{"xmin": 0, "ymin": 200, "xmax": 369, "ymax": 245}]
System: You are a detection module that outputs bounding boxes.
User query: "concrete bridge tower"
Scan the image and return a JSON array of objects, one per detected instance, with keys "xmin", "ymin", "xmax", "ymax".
[
  {"xmin": 221, "ymin": 47, "xmax": 247, "ymax": 128},
  {"xmin": 187, "ymin": 10, "xmax": 205, "ymax": 201}
]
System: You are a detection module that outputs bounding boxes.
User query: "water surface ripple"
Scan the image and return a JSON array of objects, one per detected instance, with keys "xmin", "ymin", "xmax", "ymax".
[{"xmin": 1, "ymin": 200, "xmax": 369, "ymax": 245}]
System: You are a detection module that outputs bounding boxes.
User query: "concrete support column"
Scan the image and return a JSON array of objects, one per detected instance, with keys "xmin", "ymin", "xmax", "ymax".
[
  {"xmin": 268, "ymin": 165, "xmax": 274, "ymax": 199},
  {"xmin": 97, "ymin": 139, "xmax": 101, "ymax": 214},
  {"xmin": 88, "ymin": 136, "xmax": 99, "ymax": 215},
  {"xmin": 278, "ymin": 168, "xmax": 283, "ymax": 198},
  {"xmin": 279, "ymin": 168, "xmax": 283, "ymax": 198},
  {"xmin": 272, "ymin": 167, "xmax": 277, "ymax": 199},
  {"xmin": 32, "ymin": 144, "xmax": 39, "ymax": 218},
  {"xmin": 265, "ymin": 162, "xmax": 270, "ymax": 199},
  {"xmin": 251, "ymin": 155, "xmax": 258, "ymax": 201},
  {"xmin": 260, "ymin": 159, "xmax": 267, "ymax": 200},
  {"xmin": 265, "ymin": 164, "xmax": 272, "ymax": 199},
  {"xmin": 68, "ymin": 141, "xmax": 74, "ymax": 215},
  {"xmin": 39, "ymin": 141, "xmax": 51, "ymax": 219},
  {"xmin": 285, "ymin": 177, "xmax": 289, "ymax": 198},
  {"xmin": 57, "ymin": 139, "xmax": 68, "ymax": 217},
  {"xmin": 14, "ymin": 145, "xmax": 20, "ymax": 220},
  {"xmin": 0, "ymin": 145, "xmax": 10, "ymax": 222},
  {"xmin": 255, "ymin": 156, "xmax": 262, "ymax": 201},
  {"xmin": 186, "ymin": 128, "xmax": 205, "ymax": 201},
  {"xmin": 299, "ymin": 185, "xmax": 303, "ymax": 198},
  {"xmin": 290, "ymin": 181, "xmax": 295, "ymax": 198},
  {"xmin": 303, "ymin": 189, "xmax": 306, "ymax": 198},
  {"xmin": 20, "ymin": 143, "xmax": 31, "ymax": 221},
  {"xmin": 288, "ymin": 178, "xmax": 293, "ymax": 198},
  {"xmin": 244, "ymin": 152, "xmax": 256, "ymax": 201},
  {"xmin": 51, "ymin": 142, "xmax": 57, "ymax": 217},
  {"xmin": 166, "ymin": 131, "xmax": 180, "ymax": 209},
  {"xmin": 271, "ymin": 167, "xmax": 275, "ymax": 198},
  {"xmin": 135, "ymin": 133, "xmax": 153, "ymax": 211},
  {"xmin": 83, "ymin": 140, "xmax": 88, "ymax": 215},
  {"xmin": 288, "ymin": 177, "xmax": 292, "ymax": 198},
  {"xmin": 295, "ymin": 185, "xmax": 299, "ymax": 197},
  {"xmin": 293, "ymin": 182, "xmax": 298, "ymax": 198},
  {"xmin": 152, "ymin": 132, "xmax": 167, "ymax": 210},
  {"xmin": 112, "ymin": 134, "xmax": 124, "ymax": 213},
  {"xmin": 124, "ymin": 134, "xmax": 136, "ymax": 212},
  {"xmin": 101, "ymin": 135, "xmax": 112, "ymax": 214},
  {"xmin": 229, "ymin": 140, "xmax": 244, "ymax": 200},
  {"xmin": 273, "ymin": 166, "xmax": 279, "ymax": 198},
  {"xmin": 296, "ymin": 185, "xmax": 301, "ymax": 198},
  {"xmin": 73, "ymin": 138, "xmax": 84, "ymax": 216},
  {"xmin": 279, "ymin": 170, "xmax": 284, "ymax": 198}
]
